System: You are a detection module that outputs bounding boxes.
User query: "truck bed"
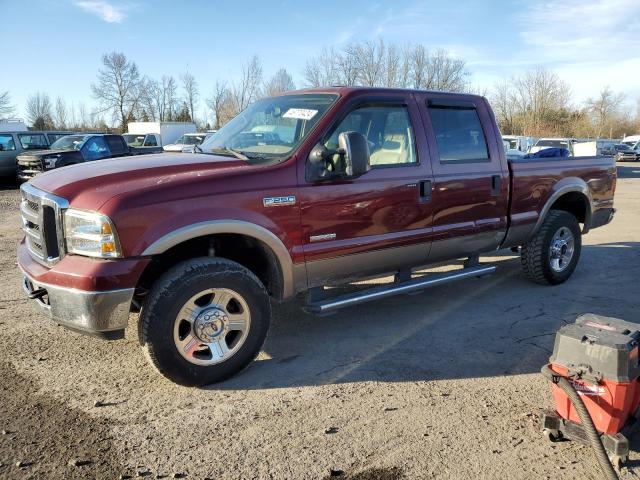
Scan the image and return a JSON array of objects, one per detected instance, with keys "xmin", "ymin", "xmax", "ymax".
[{"xmin": 503, "ymin": 155, "xmax": 617, "ymax": 247}]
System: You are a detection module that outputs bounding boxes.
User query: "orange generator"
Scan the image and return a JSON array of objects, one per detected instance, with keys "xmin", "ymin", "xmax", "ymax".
[{"xmin": 541, "ymin": 314, "xmax": 640, "ymax": 476}]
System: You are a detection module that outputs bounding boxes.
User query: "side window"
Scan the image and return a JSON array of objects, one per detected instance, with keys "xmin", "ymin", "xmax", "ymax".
[
  {"xmin": 144, "ymin": 135, "xmax": 158, "ymax": 146},
  {"xmin": 428, "ymin": 106, "xmax": 490, "ymax": 164},
  {"xmin": 0, "ymin": 134, "xmax": 15, "ymax": 151},
  {"xmin": 325, "ymin": 105, "xmax": 417, "ymax": 167},
  {"xmin": 82, "ymin": 137, "xmax": 110, "ymax": 160},
  {"xmin": 105, "ymin": 136, "xmax": 127, "ymax": 155},
  {"xmin": 18, "ymin": 134, "xmax": 48, "ymax": 150}
]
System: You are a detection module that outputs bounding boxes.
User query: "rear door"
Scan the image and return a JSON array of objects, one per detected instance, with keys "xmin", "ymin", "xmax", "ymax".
[
  {"xmin": 415, "ymin": 94, "xmax": 508, "ymax": 262},
  {"xmin": 0, "ymin": 133, "xmax": 18, "ymax": 176},
  {"xmin": 298, "ymin": 92, "xmax": 435, "ymax": 287}
]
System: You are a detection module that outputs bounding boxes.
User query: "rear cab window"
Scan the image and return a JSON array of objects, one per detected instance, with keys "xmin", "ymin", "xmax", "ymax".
[
  {"xmin": 105, "ymin": 135, "xmax": 128, "ymax": 155},
  {"xmin": 427, "ymin": 104, "xmax": 490, "ymax": 164},
  {"xmin": 18, "ymin": 133, "xmax": 48, "ymax": 151}
]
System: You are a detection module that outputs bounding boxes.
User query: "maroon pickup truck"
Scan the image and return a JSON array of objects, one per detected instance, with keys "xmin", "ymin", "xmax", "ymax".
[{"xmin": 18, "ymin": 87, "xmax": 616, "ymax": 386}]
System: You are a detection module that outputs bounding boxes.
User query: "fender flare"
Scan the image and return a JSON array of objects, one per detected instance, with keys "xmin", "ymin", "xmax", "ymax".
[
  {"xmin": 533, "ymin": 181, "xmax": 593, "ymax": 235},
  {"xmin": 141, "ymin": 220, "xmax": 296, "ymax": 299}
]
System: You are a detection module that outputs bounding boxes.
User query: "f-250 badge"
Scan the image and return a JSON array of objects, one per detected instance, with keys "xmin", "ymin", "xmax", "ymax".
[{"xmin": 263, "ymin": 195, "xmax": 296, "ymax": 207}]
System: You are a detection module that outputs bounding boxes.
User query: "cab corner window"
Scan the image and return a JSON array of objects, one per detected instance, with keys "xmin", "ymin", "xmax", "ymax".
[
  {"xmin": 428, "ymin": 105, "xmax": 490, "ymax": 164},
  {"xmin": 325, "ymin": 105, "xmax": 417, "ymax": 168}
]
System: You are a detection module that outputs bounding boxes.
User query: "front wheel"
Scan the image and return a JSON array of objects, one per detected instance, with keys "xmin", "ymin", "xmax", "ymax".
[
  {"xmin": 139, "ymin": 257, "xmax": 271, "ymax": 386},
  {"xmin": 520, "ymin": 210, "xmax": 582, "ymax": 285}
]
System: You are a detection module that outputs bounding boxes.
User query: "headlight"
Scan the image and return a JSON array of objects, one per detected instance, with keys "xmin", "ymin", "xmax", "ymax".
[{"xmin": 63, "ymin": 209, "xmax": 122, "ymax": 258}]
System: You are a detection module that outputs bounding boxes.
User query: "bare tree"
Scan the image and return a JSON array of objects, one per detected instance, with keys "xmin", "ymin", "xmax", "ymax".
[
  {"xmin": 264, "ymin": 68, "xmax": 296, "ymax": 97},
  {"xmin": 163, "ymin": 76, "xmax": 179, "ymax": 121},
  {"xmin": 91, "ymin": 51, "xmax": 142, "ymax": 131},
  {"xmin": 0, "ymin": 91, "xmax": 14, "ymax": 119},
  {"xmin": 181, "ymin": 72, "xmax": 199, "ymax": 122},
  {"xmin": 206, "ymin": 80, "xmax": 233, "ymax": 129},
  {"xmin": 586, "ymin": 86, "xmax": 626, "ymax": 138},
  {"xmin": 304, "ymin": 47, "xmax": 341, "ymax": 87},
  {"xmin": 352, "ymin": 39, "xmax": 386, "ymax": 86},
  {"xmin": 230, "ymin": 55, "xmax": 263, "ymax": 114},
  {"xmin": 54, "ymin": 96, "xmax": 69, "ymax": 129},
  {"xmin": 26, "ymin": 92, "xmax": 54, "ymax": 129},
  {"xmin": 490, "ymin": 80, "xmax": 517, "ymax": 134}
]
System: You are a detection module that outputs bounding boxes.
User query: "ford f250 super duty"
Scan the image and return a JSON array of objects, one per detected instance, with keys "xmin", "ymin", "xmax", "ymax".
[
  {"xmin": 17, "ymin": 87, "xmax": 616, "ymax": 386},
  {"xmin": 16, "ymin": 133, "xmax": 163, "ymax": 180}
]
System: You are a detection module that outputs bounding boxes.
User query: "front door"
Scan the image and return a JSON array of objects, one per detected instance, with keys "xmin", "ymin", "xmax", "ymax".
[{"xmin": 298, "ymin": 93, "xmax": 435, "ymax": 287}]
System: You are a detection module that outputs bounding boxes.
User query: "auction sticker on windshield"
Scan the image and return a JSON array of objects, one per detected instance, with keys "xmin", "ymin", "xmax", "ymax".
[{"xmin": 282, "ymin": 108, "xmax": 318, "ymax": 120}]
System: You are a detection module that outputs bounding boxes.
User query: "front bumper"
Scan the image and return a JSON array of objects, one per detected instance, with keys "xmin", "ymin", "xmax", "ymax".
[{"xmin": 22, "ymin": 271, "xmax": 134, "ymax": 339}]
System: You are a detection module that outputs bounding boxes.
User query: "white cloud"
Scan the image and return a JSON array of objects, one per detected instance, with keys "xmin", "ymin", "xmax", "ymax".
[{"xmin": 74, "ymin": 0, "xmax": 128, "ymax": 23}]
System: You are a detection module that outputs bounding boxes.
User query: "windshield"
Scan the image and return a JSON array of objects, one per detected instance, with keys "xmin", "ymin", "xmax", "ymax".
[
  {"xmin": 50, "ymin": 135, "xmax": 87, "ymax": 150},
  {"xmin": 536, "ymin": 139, "xmax": 567, "ymax": 148},
  {"xmin": 198, "ymin": 93, "xmax": 338, "ymax": 160}
]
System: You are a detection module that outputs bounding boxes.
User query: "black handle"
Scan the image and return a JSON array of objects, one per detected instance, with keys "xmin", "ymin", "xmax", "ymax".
[
  {"xmin": 419, "ymin": 180, "xmax": 432, "ymax": 203},
  {"xmin": 491, "ymin": 175, "xmax": 501, "ymax": 196}
]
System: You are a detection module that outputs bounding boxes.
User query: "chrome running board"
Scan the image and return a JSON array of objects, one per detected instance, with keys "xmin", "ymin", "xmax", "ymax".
[{"xmin": 305, "ymin": 265, "xmax": 496, "ymax": 314}]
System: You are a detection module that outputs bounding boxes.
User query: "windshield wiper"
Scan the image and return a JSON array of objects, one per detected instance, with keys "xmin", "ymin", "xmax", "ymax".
[{"xmin": 208, "ymin": 147, "xmax": 250, "ymax": 161}]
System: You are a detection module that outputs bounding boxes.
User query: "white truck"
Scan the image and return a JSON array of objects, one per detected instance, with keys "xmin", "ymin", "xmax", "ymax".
[{"xmin": 126, "ymin": 122, "xmax": 196, "ymax": 147}]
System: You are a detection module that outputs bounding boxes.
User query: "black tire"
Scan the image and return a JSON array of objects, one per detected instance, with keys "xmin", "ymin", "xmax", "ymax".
[
  {"xmin": 139, "ymin": 257, "xmax": 271, "ymax": 386},
  {"xmin": 520, "ymin": 210, "xmax": 582, "ymax": 285}
]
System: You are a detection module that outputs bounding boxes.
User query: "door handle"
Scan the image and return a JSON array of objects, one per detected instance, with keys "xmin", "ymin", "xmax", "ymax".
[
  {"xmin": 419, "ymin": 180, "xmax": 432, "ymax": 203},
  {"xmin": 491, "ymin": 175, "xmax": 501, "ymax": 196}
]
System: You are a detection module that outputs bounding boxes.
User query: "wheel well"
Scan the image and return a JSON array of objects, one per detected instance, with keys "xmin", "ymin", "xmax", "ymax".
[
  {"xmin": 136, "ymin": 234, "xmax": 284, "ymax": 303},
  {"xmin": 549, "ymin": 192, "xmax": 588, "ymax": 224}
]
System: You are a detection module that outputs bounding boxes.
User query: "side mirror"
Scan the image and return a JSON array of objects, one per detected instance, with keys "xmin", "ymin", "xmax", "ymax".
[
  {"xmin": 338, "ymin": 131, "xmax": 370, "ymax": 178},
  {"xmin": 306, "ymin": 131, "xmax": 370, "ymax": 182}
]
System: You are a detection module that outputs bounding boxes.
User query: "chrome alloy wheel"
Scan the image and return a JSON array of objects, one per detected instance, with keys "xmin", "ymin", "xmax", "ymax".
[
  {"xmin": 549, "ymin": 226, "xmax": 575, "ymax": 273},
  {"xmin": 173, "ymin": 288, "xmax": 251, "ymax": 366}
]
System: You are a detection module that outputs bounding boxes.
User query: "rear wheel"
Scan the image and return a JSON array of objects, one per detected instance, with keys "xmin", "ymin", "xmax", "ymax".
[
  {"xmin": 520, "ymin": 210, "xmax": 582, "ymax": 285},
  {"xmin": 139, "ymin": 257, "xmax": 271, "ymax": 386}
]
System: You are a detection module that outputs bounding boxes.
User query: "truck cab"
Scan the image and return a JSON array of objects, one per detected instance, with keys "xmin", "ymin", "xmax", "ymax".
[{"xmin": 17, "ymin": 87, "xmax": 616, "ymax": 386}]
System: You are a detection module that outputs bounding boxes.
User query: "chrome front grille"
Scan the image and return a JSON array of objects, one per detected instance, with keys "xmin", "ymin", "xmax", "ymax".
[{"xmin": 20, "ymin": 184, "xmax": 69, "ymax": 266}]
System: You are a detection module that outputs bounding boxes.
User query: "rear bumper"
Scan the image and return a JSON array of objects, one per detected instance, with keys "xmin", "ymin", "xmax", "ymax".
[{"xmin": 22, "ymin": 271, "xmax": 133, "ymax": 338}]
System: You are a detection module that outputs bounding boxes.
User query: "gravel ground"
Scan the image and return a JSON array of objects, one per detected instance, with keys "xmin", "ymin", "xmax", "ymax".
[{"xmin": 1, "ymin": 162, "xmax": 639, "ymax": 479}]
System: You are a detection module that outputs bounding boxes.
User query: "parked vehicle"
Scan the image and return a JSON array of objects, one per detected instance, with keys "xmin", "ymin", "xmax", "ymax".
[
  {"xmin": 163, "ymin": 132, "xmax": 213, "ymax": 152},
  {"xmin": 0, "ymin": 130, "xmax": 73, "ymax": 178},
  {"xmin": 18, "ymin": 87, "xmax": 616, "ymax": 386},
  {"xmin": 530, "ymin": 138, "xmax": 575, "ymax": 155},
  {"xmin": 127, "ymin": 122, "xmax": 196, "ymax": 146},
  {"xmin": 621, "ymin": 135, "xmax": 640, "ymax": 149},
  {"xmin": 122, "ymin": 133, "xmax": 161, "ymax": 148},
  {"xmin": 613, "ymin": 143, "xmax": 638, "ymax": 162},
  {"xmin": 502, "ymin": 135, "xmax": 535, "ymax": 152},
  {"xmin": 16, "ymin": 133, "xmax": 163, "ymax": 180}
]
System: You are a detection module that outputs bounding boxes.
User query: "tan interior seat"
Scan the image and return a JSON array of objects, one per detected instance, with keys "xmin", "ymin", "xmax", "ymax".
[{"xmin": 370, "ymin": 134, "xmax": 409, "ymax": 165}]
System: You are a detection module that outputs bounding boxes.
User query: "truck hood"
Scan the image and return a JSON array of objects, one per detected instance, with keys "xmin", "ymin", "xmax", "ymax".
[
  {"xmin": 29, "ymin": 153, "xmax": 249, "ymax": 210},
  {"xmin": 17, "ymin": 149, "xmax": 75, "ymax": 159}
]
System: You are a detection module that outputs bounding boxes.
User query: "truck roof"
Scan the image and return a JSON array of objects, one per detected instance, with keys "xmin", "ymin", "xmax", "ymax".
[{"xmin": 281, "ymin": 86, "xmax": 486, "ymax": 101}]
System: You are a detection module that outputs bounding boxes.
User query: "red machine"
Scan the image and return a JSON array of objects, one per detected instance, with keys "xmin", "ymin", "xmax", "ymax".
[{"xmin": 541, "ymin": 314, "xmax": 640, "ymax": 476}]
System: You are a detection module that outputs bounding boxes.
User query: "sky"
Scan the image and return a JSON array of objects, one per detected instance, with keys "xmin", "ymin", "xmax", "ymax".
[{"xmin": 2, "ymin": 0, "xmax": 639, "ymax": 122}]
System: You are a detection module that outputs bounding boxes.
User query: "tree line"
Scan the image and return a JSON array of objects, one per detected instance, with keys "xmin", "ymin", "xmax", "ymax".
[{"xmin": 1, "ymin": 38, "xmax": 638, "ymax": 139}]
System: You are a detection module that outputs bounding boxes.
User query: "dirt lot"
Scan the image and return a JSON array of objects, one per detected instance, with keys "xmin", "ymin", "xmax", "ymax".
[{"xmin": 1, "ymin": 162, "xmax": 639, "ymax": 480}]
